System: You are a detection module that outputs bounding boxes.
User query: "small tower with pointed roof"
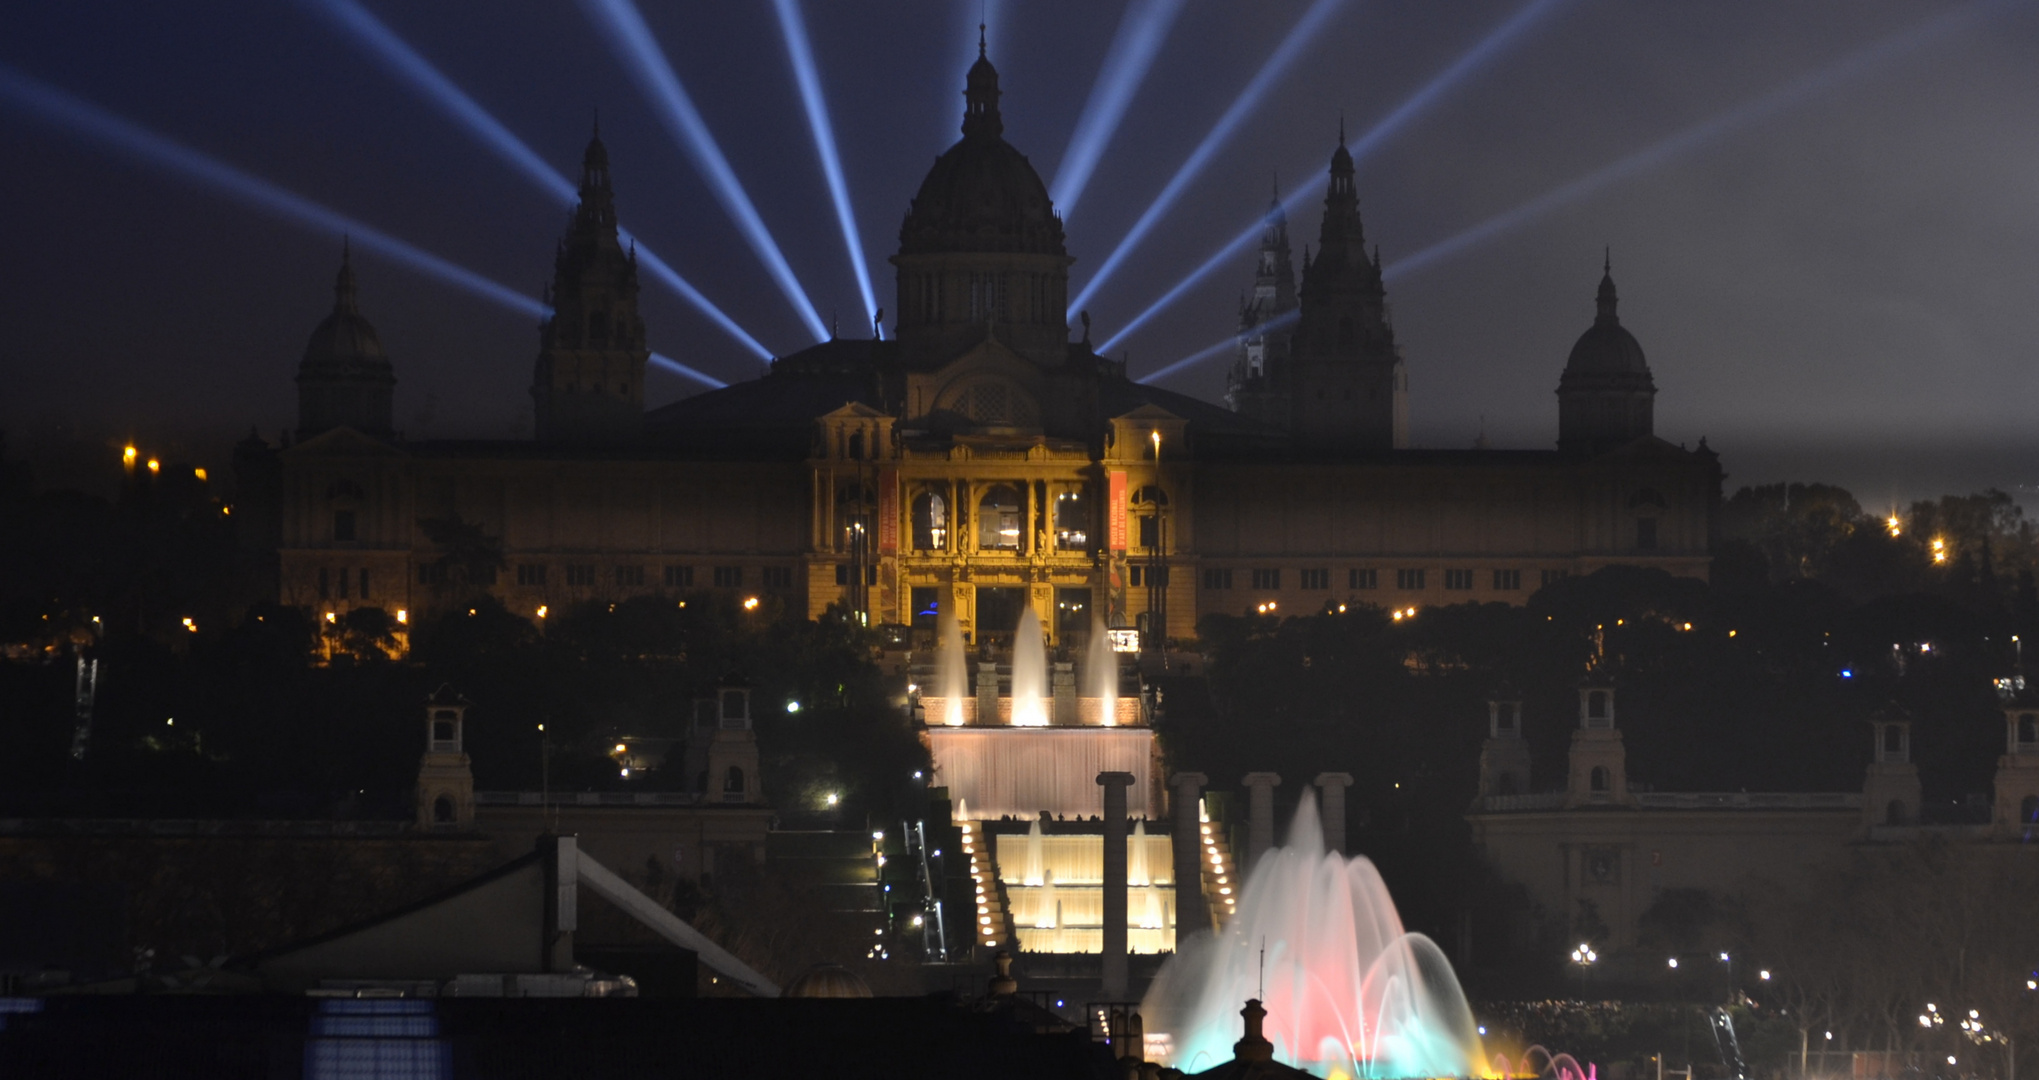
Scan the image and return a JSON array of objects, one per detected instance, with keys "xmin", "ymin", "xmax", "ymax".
[
  {"xmin": 297, "ymin": 243, "xmax": 396, "ymax": 441},
  {"xmin": 1565, "ymin": 641, "xmax": 1634, "ymax": 807},
  {"xmin": 1477, "ymin": 683, "xmax": 1532, "ymax": 801},
  {"xmin": 1226, "ymin": 181, "xmax": 1298, "ymax": 425},
  {"xmin": 532, "ymin": 125, "xmax": 648, "ymax": 443},
  {"xmin": 1862, "ymin": 701, "xmax": 1920, "ymax": 828},
  {"xmin": 1557, "ymin": 255, "xmax": 1656, "ymax": 455},
  {"xmin": 1993, "ymin": 682, "xmax": 2039, "ymax": 837},
  {"xmin": 1288, "ymin": 130, "xmax": 1406, "ymax": 450},
  {"xmin": 416, "ymin": 684, "xmax": 474, "ymax": 830}
]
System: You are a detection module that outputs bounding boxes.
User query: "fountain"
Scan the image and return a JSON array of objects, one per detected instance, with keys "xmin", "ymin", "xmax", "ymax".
[
  {"xmin": 1086, "ymin": 615, "xmax": 1119, "ymax": 725},
  {"xmin": 1035, "ymin": 869, "xmax": 1059, "ymax": 929},
  {"xmin": 937, "ymin": 613, "xmax": 968, "ymax": 726},
  {"xmin": 1022, "ymin": 818, "xmax": 1045, "ymax": 886},
  {"xmin": 1144, "ymin": 790, "xmax": 1489, "ymax": 1078},
  {"xmin": 1010, "ymin": 606, "xmax": 1048, "ymax": 727},
  {"xmin": 1129, "ymin": 819, "xmax": 1151, "ymax": 886}
]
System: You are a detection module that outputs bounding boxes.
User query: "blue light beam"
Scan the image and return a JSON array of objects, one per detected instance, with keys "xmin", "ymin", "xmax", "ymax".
[
  {"xmin": 1138, "ymin": 308, "xmax": 1300, "ymax": 385},
  {"xmin": 581, "ymin": 0, "xmax": 831, "ymax": 344},
  {"xmin": 1100, "ymin": 176, "xmax": 1316, "ymax": 354},
  {"xmin": 305, "ymin": 0, "xmax": 771, "ymax": 362},
  {"xmin": 1386, "ymin": 0, "xmax": 2012, "ymax": 282},
  {"xmin": 771, "ymin": 0, "xmax": 876, "ymax": 324},
  {"xmin": 1066, "ymin": 0, "xmax": 1347, "ymax": 320},
  {"xmin": 651, "ymin": 353, "xmax": 726, "ymax": 388},
  {"xmin": 1050, "ymin": 0, "xmax": 1189, "ymax": 221},
  {"xmin": 1098, "ymin": 0, "xmax": 1571, "ymax": 353},
  {"xmin": 0, "ymin": 63, "xmax": 542, "ymax": 318}
]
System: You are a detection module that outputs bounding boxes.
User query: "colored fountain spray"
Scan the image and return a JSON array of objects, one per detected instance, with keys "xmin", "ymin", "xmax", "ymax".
[
  {"xmin": 1144, "ymin": 790, "xmax": 1487, "ymax": 1077},
  {"xmin": 1011, "ymin": 606, "xmax": 1049, "ymax": 727}
]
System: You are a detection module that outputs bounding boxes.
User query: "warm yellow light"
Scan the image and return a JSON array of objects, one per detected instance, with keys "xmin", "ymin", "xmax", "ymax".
[
  {"xmin": 194, "ymin": 467, "xmax": 208, "ymax": 482},
  {"xmin": 1337, "ymin": 604, "xmax": 1347, "ymax": 613},
  {"xmin": 146, "ymin": 458, "xmax": 160, "ymax": 474},
  {"xmin": 395, "ymin": 609, "xmax": 407, "ymax": 624},
  {"xmin": 614, "ymin": 744, "xmax": 627, "ymax": 754},
  {"xmin": 1219, "ymin": 888, "xmax": 1231, "ymax": 895},
  {"xmin": 1886, "ymin": 515, "xmax": 1902, "ymax": 537},
  {"xmin": 122, "ymin": 445, "xmax": 137, "ymax": 466},
  {"xmin": 181, "ymin": 617, "xmax": 197, "ymax": 632},
  {"xmin": 324, "ymin": 611, "xmax": 337, "ymax": 623},
  {"xmin": 1727, "ymin": 629, "xmax": 1737, "ymax": 638},
  {"xmin": 743, "ymin": 596, "xmax": 760, "ymax": 611},
  {"xmin": 535, "ymin": 605, "xmax": 548, "ymax": 619}
]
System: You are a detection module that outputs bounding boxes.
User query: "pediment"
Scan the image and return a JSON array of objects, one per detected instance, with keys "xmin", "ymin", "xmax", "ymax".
[
  {"xmin": 819, "ymin": 401, "xmax": 889, "ymax": 421},
  {"xmin": 919, "ymin": 338, "xmax": 1044, "ymax": 432},
  {"xmin": 282, "ymin": 426, "xmax": 408, "ymax": 459}
]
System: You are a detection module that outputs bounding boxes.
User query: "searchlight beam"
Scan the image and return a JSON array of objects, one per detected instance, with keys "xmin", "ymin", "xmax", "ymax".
[
  {"xmin": 1138, "ymin": 308, "xmax": 1298, "ymax": 385},
  {"xmin": 771, "ymin": 0, "xmax": 876, "ymax": 324},
  {"xmin": 1067, "ymin": 0, "xmax": 1346, "ymax": 320},
  {"xmin": 307, "ymin": 0, "xmax": 771, "ymax": 362},
  {"xmin": 582, "ymin": 0, "xmax": 830, "ymax": 344},
  {"xmin": 1050, "ymin": 0, "xmax": 1189, "ymax": 222},
  {"xmin": 0, "ymin": 64, "xmax": 542, "ymax": 318}
]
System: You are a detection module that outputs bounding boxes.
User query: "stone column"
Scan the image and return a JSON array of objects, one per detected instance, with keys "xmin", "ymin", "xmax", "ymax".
[
  {"xmin": 976, "ymin": 659, "xmax": 1000, "ymax": 725},
  {"xmin": 1241, "ymin": 772, "xmax": 1281, "ymax": 869},
  {"xmin": 1052, "ymin": 661, "xmax": 1077, "ymax": 725},
  {"xmin": 1315, "ymin": 772, "xmax": 1354, "ymax": 855},
  {"xmin": 1098, "ymin": 771, "xmax": 1135, "ymax": 998},
  {"xmin": 1170, "ymin": 772, "xmax": 1208, "ymax": 935}
]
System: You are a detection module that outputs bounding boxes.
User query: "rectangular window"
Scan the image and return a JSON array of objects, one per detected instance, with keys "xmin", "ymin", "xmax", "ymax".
[
  {"xmin": 517, "ymin": 564, "xmax": 548, "ymax": 587},
  {"xmin": 1130, "ymin": 565, "xmax": 1170, "ymax": 588},
  {"xmin": 332, "ymin": 510, "xmax": 356, "ymax": 542},
  {"xmin": 1299, "ymin": 569, "xmax": 1330, "ymax": 590},
  {"xmin": 317, "ymin": 567, "xmax": 330, "ymax": 600},
  {"xmin": 1203, "ymin": 568, "xmax": 1233, "ymax": 590},
  {"xmin": 1444, "ymin": 569, "xmax": 1474, "ymax": 590},
  {"xmin": 565, "ymin": 564, "xmax": 595, "ymax": 587},
  {"xmin": 418, "ymin": 563, "xmax": 448, "ymax": 586},
  {"xmin": 357, "ymin": 568, "xmax": 370, "ymax": 599},
  {"xmin": 1636, "ymin": 518, "xmax": 1659, "ymax": 550},
  {"xmin": 1541, "ymin": 569, "xmax": 1570, "ymax": 587},
  {"xmin": 713, "ymin": 566, "xmax": 743, "ymax": 588},
  {"xmin": 663, "ymin": 565, "xmax": 692, "ymax": 589},
  {"xmin": 1138, "ymin": 515, "xmax": 1161, "ymax": 550},
  {"xmin": 1396, "ymin": 569, "xmax": 1426, "ymax": 590},
  {"xmin": 1349, "ymin": 568, "xmax": 1378, "ymax": 590},
  {"xmin": 615, "ymin": 565, "xmax": 645, "ymax": 587},
  {"xmin": 1251, "ymin": 568, "xmax": 1280, "ymax": 590},
  {"xmin": 1054, "ymin": 490, "xmax": 1088, "ymax": 550},
  {"xmin": 337, "ymin": 568, "xmax": 350, "ymax": 600},
  {"xmin": 1493, "ymin": 568, "xmax": 1522, "ymax": 591},
  {"xmin": 762, "ymin": 566, "xmax": 793, "ymax": 589}
]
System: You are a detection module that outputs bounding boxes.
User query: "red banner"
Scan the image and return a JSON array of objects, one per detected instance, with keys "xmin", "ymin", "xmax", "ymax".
[
  {"xmin": 1108, "ymin": 470, "xmax": 1128, "ymax": 552},
  {"xmin": 877, "ymin": 468, "xmax": 899, "ymax": 554}
]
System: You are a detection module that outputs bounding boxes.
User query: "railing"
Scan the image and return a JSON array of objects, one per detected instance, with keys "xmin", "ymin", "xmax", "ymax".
[
  {"xmin": 473, "ymin": 791, "xmax": 733, "ymax": 807},
  {"xmin": 0, "ymin": 818, "xmax": 411, "ymax": 836},
  {"xmin": 1634, "ymin": 792, "xmax": 1861, "ymax": 810},
  {"xmin": 1477, "ymin": 793, "xmax": 1567, "ymax": 812}
]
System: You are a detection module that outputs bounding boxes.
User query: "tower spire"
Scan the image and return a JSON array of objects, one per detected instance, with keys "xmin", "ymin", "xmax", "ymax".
[
  {"xmin": 334, "ymin": 238, "xmax": 357, "ymax": 315},
  {"xmin": 962, "ymin": 28, "xmax": 1003, "ymax": 138},
  {"xmin": 1596, "ymin": 252, "xmax": 1619, "ymax": 323}
]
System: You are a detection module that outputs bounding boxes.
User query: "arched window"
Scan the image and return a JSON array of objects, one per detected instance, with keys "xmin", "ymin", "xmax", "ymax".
[
  {"xmin": 978, "ymin": 484, "xmax": 1023, "ymax": 551},
  {"xmin": 1589, "ymin": 766, "xmax": 1609, "ymax": 793},
  {"xmin": 1884, "ymin": 725, "xmax": 1905, "ymax": 755},
  {"xmin": 912, "ymin": 491, "xmax": 948, "ymax": 550},
  {"xmin": 1587, "ymin": 691, "xmax": 1610, "ymax": 722},
  {"xmin": 724, "ymin": 766, "xmax": 745, "ymax": 794},
  {"xmin": 433, "ymin": 795, "xmax": 455, "ymax": 823}
]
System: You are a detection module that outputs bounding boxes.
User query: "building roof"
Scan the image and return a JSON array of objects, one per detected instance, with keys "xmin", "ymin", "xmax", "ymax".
[
  {"xmin": 1560, "ymin": 266, "xmax": 1653, "ymax": 385},
  {"xmin": 899, "ymin": 46, "xmax": 1065, "ymax": 258}
]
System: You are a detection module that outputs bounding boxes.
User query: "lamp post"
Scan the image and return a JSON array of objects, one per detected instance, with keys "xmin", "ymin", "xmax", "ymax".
[{"xmin": 1570, "ymin": 942, "xmax": 1598, "ymax": 998}]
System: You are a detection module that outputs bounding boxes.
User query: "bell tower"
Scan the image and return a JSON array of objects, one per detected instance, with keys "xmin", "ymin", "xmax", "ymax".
[
  {"xmin": 1288, "ymin": 131, "xmax": 1406, "ymax": 450},
  {"xmin": 415, "ymin": 684, "xmax": 474, "ymax": 830},
  {"xmin": 1477, "ymin": 685, "xmax": 1532, "ymax": 802},
  {"xmin": 1565, "ymin": 669, "xmax": 1633, "ymax": 807},
  {"xmin": 1994, "ymin": 689, "xmax": 2039, "ymax": 837},
  {"xmin": 532, "ymin": 126, "xmax": 648, "ymax": 443},
  {"xmin": 1225, "ymin": 187, "xmax": 1297, "ymax": 425},
  {"xmin": 1862, "ymin": 703, "xmax": 1920, "ymax": 828},
  {"xmin": 698, "ymin": 677, "xmax": 762, "ymax": 805}
]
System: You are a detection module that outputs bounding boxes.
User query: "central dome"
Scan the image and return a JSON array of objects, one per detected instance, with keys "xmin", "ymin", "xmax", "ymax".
[{"xmin": 898, "ymin": 49, "xmax": 1064, "ymax": 257}]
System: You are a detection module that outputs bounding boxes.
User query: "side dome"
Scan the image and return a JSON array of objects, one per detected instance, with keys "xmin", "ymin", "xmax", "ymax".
[
  {"xmin": 1560, "ymin": 268, "xmax": 1651, "ymax": 382},
  {"xmin": 899, "ymin": 49, "xmax": 1064, "ymax": 256}
]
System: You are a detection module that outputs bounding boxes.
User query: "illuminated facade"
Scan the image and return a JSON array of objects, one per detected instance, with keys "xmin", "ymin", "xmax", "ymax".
[{"xmin": 255, "ymin": 46, "xmax": 1720, "ymax": 650}]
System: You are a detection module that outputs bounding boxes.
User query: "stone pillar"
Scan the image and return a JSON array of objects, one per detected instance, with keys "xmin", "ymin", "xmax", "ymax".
[
  {"xmin": 1315, "ymin": 772, "xmax": 1354, "ymax": 855},
  {"xmin": 1052, "ymin": 661, "xmax": 1077, "ymax": 725},
  {"xmin": 976, "ymin": 660, "xmax": 1000, "ymax": 725},
  {"xmin": 1170, "ymin": 772, "xmax": 1208, "ymax": 935},
  {"xmin": 1098, "ymin": 771, "xmax": 1135, "ymax": 998},
  {"xmin": 1242, "ymin": 772, "xmax": 1281, "ymax": 869}
]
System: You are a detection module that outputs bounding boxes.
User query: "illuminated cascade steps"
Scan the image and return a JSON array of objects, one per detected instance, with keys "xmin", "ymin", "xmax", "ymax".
[
  {"xmin": 1197, "ymin": 800, "xmax": 1239, "ymax": 929},
  {"xmin": 993, "ymin": 830, "xmax": 1175, "ymax": 955},
  {"xmin": 957, "ymin": 819, "xmax": 1014, "ymax": 951}
]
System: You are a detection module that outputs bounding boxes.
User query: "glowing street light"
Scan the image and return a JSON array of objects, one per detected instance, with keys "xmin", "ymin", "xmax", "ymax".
[{"xmin": 1570, "ymin": 944, "xmax": 1597, "ymax": 964}]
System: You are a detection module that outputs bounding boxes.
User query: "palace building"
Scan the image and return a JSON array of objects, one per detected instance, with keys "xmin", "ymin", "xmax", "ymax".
[{"xmin": 243, "ymin": 43, "xmax": 1721, "ymax": 650}]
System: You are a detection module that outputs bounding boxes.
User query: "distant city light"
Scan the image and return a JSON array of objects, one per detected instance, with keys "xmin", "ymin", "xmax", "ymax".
[
  {"xmin": 1760, "ymin": 969, "xmax": 1772, "ymax": 980},
  {"xmin": 743, "ymin": 597, "xmax": 760, "ymax": 611},
  {"xmin": 1668, "ymin": 958, "xmax": 1678, "ymax": 968},
  {"xmin": 825, "ymin": 792, "xmax": 839, "ymax": 806},
  {"xmin": 193, "ymin": 467, "xmax": 207, "ymax": 482},
  {"xmin": 614, "ymin": 744, "xmax": 627, "ymax": 754},
  {"xmin": 122, "ymin": 445, "xmax": 136, "ymax": 467},
  {"xmin": 181, "ymin": 617, "xmax": 197, "ymax": 632},
  {"xmin": 1886, "ymin": 515, "xmax": 1902, "ymax": 537},
  {"xmin": 147, "ymin": 458, "xmax": 160, "ymax": 474},
  {"xmin": 535, "ymin": 605, "xmax": 548, "ymax": 619},
  {"xmin": 1570, "ymin": 944, "xmax": 1597, "ymax": 964},
  {"xmin": 786, "ymin": 701, "xmax": 802, "ymax": 713},
  {"xmin": 1840, "ymin": 669, "xmax": 1853, "ymax": 678}
]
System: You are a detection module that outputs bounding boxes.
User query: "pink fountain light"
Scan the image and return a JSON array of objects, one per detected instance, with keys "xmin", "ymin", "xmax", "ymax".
[{"xmin": 1144, "ymin": 791, "xmax": 1490, "ymax": 1077}]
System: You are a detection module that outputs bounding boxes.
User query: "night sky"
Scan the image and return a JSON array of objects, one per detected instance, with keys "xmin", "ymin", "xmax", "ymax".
[{"xmin": 5, "ymin": 0, "xmax": 2038, "ymax": 506}]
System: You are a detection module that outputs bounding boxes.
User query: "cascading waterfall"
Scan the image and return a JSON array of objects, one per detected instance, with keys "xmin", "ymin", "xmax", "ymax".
[
  {"xmin": 1129, "ymin": 819, "xmax": 1151, "ymax": 886},
  {"xmin": 1023, "ymin": 818, "xmax": 1045, "ymax": 886},
  {"xmin": 1144, "ymin": 790, "xmax": 1489, "ymax": 1078},
  {"xmin": 938, "ymin": 612, "xmax": 968, "ymax": 726},
  {"xmin": 1011, "ymin": 606, "xmax": 1048, "ymax": 726},
  {"xmin": 1086, "ymin": 615, "xmax": 1118, "ymax": 725},
  {"xmin": 1035, "ymin": 868, "xmax": 1058, "ymax": 929}
]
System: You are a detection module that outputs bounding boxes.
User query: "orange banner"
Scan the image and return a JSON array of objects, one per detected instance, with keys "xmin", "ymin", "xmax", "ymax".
[
  {"xmin": 1108, "ymin": 470, "xmax": 1128, "ymax": 552},
  {"xmin": 877, "ymin": 468, "xmax": 898, "ymax": 553}
]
